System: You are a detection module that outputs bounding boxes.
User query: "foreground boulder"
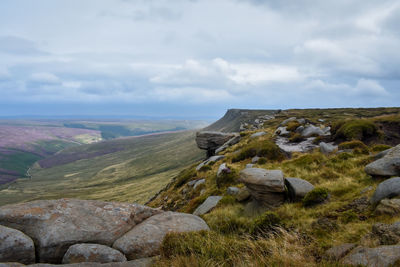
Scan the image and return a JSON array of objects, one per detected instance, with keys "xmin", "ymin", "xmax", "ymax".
[
  {"xmin": 341, "ymin": 245, "xmax": 400, "ymax": 267},
  {"xmin": 365, "ymin": 144, "xmax": 400, "ymax": 177},
  {"xmin": 0, "ymin": 199, "xmax": 160, "ymax": 263},
  {"xmin": 239, "ymin": 168, "xmax": 285, "ymax": 207},
  {"xmin": 0, "ymin": 225, "xmax": 35, "ymax": 264},
  {"xmin": 62, "ymin": 243, "xmax": 127, "ymax": 264},
  {"xmin": 285, "ymin": 177, "xmax": 314, "ymax": 201},
  {"xmin": 370, "ymin": 177, "xmax": 400, "ymax": 205},
  {"xmin": 113, "ymin": 211, "xmax": 209, "ymax": 260},
  {"xmin": 196, "ymin": 131, "xmax": 237, "ymax": 156}
]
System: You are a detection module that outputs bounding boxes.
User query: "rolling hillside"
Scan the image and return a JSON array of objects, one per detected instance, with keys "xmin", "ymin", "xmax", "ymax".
[{"xmin": 0, "ymin": 131, "xmax": 204, "ymax": 206}]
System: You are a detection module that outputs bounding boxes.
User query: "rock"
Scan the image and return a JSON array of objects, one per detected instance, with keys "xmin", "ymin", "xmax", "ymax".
[
  {"xmin": 280, "ymin": 117, "xmax": 297, "ymax": 126},
  {"xmin": 274, "ymin": 127, "xmax": 290, "ymax": 137},
  {"xmin": 374, "ymin": 199, "xmax": 400, "ymax": 215},
  {"xmin": 295, "ymin": 126, "xmax": 304, "ymax": 133},
  {"xmin": 370, "ymin": 177, "xmax": 400, "ymax": 205},
  {"xmin": 250, "ymin": 132, "xmax": 266, "ymax": 138},
  {"xmin": 301, "ymin": 125, "xmax": 327, "ymax": 137},
  {"xmin": 365, "ymin": 145, "xmax": 400, "ymax": 177},
  {"xmin": 239, "ymin": 168, "xmax": 285, "ymax": 207},
  {"xmin": 297, "ymin": 118, "xmax": 306, "ymax": 124},
  {"xmin": 193, "ymin": 179, "xmax": 205, "ymax": 190},
  {"xmin": 372, "ymin": 222, "xmax": 400, "ymax": 245},
  {"xmin": 215, "ymin": 135, "xmax": 241, "ymax": 154},
  {"xmin": 196, "ymin": 155, "xmax": 225, "ymax": 171},
  {"xmin": 374, "ymin": 147, "xmax": 393, "ymax": 160},
  {"xmin": 62, "ymin": 244, "xmax": 127, "ymax": 264},
  {"xmin": 246, "ymin": 164, "xmax": 254, "ymax": 168},
  {"xmin": 227, "ymin": 187, "xmax": 240, "ymax": 195},
  {"xmin": 284, "ymin": 178, "xmax": 314, "ymax": 201},
  {"xmin": 325, "ymin": 243, "xmax": 356, "ymax": 261},
  {"xmin": 193, "ymin": 196, "xmax": 223, "ymax": 216},
  {"xmin": 0, "ymin": 263, "xmax": 25, "ymax": 267},
  {"xmin": 217, "ymin": 163, "xmax": 230, "ymax": 177},
  {"xmin": 0, "ymin": 225, "xmax": 35, "ymax": 264},
  {"xmin": 0, "ymin": 199, "xmax": 160, "ymax": 263},
  {"xmin": 318, "ymin": 119, "xmax": 325, "ymax": 123},
  {"xmin": 196, "ymin": 131, "xmax": 237, "ymax": 156},
  {"xmin": 319, "ymin": 142, "xmax": 338, "ymax": 154},
  {"xmin": 342, "ymin": 245, "xmax": 400, "ymax": 267},
  {"xmin": 187, "ymin": 180, "xmax": 197, "ymax": 186},
  {"xmin": 27, "ymin": 257, "xmax": 156, "ymax": 266},
  {"xmin": 236, "ymin": 187, "xmax": 251, "ymax": 202},
  {"xmin": 113, "ymin": 212, "xmax": 209, "ymax": 260},
  {"xmin": 251, "ymin": 156, "xmax": 260, "ymax": 164},
  {"xmin": 275, "ymin": 136, "xmax": 318, "ymax": 153}
]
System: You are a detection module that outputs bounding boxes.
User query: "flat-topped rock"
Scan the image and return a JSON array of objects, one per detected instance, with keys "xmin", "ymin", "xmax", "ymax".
[
  {"xmin": 113, "ymin": 212, "xmax": 209, "ymax": 260},
  {"xmin": 0, "ymin": 225, "xmax": 35, "ymax": 264},
  {"xmin": 196, "ymin": 131, "xmax": 237, "ymax": 156},
  {"xmin": 62, "ymin": 244, "xmax": 127, "ymax": 264},
  {"xmin": 365, "ymin": 144, "xmax": 400, "ymax": 177},
  {"xmin": 0, "ymin": 199, "xmax": 160, "ymax": 263}
]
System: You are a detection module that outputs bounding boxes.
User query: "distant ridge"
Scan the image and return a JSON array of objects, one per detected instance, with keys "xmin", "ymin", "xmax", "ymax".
[{"xmin": 203, "ymin": 109, "xmax": 279, "ymax": 132}]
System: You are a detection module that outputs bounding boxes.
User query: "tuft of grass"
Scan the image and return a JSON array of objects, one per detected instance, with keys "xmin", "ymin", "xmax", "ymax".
[
  {"xmin": 216, "ymin": 168, "xmax": 238, "ymax": 188},
  {"xmin": 251, "ymin": 211, "xmax": 283, "ymax": 237},
  {"xmin": 289, "ymin": 133, "xmax": 304, "ymax": 143},
  {"xmin": 175, "ymin": 168, "xmax": 197, "ymax": 188},
  {"xmin": 332, "ymin": 119, "xmax": 379, "ymax": 142},
  {"xmin": 370, "ymin": 144, "xmax": 392, "ymax": 152},
  {"xmin": 286, "ymin": 121, "xmax": 301, "ymax": 132},
  {"xmin": 338, "ymin": 140, "xmax": 369, "ymax": 154},
  {"xmin": 303, "ymin": 188, "xmax": 329, "ymax": 207},
  {"xmin": 232, "ymin": 140, "xmax": 285, "ymax": 163}
]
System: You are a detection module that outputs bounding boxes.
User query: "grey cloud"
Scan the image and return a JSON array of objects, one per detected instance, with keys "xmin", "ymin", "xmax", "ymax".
[{"xmin": 0, "ymin": 36, "xmax": 48, "ymax": 55}]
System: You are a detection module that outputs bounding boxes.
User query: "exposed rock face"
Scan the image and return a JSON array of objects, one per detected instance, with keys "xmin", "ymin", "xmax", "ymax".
[
  {"xmin": 365, "ymin": 144, "xmax": 400, "ymax": 177},
  {"xmin": 193, "ymin": 196, "xmax": 223, "ymax": 216},
  {"xmin": 113, "ymin": 212, "xmax": 209, "ymax": 260},
  {"xmin": 301, "ymin": 125, "xmax": 330, "ymax": 137},
  {"xmin": 62, "ymin": 244, "xmax": 127, "ymax": 264},
  {"xmin": 196, "ymin": 131, "xmax": 237, "ymax": 156},
  {"xmin": 215, "ymin": 135, "xmax": 241, "ymax": 154},
  {"xmin": 0, "ymin": 225, "xmax": 35, "ymax": 264},
  {"xmin": 319, "ymin": 142, "xmax": 338, "ymax": 154},
  {"xmin": 0, "ymin": 199, "xmax": 160, "ymax": 263},
  {"xmin": 341, "ymin": 245, "xmax": 400, "ymax": 267},
  {"xmin": 251, "ymin": 156, "xmax": 260, "ymax": 164},
  {"xmin": 274, "ymin": 127, "xmax": 290, "ymax": 137},
  {"xmin": 372, "ymin": 222, "xmax": 400, "ymax": 245},
  {"xmin": 280, "ymin": 117, "xmax": 297, "ymax": 126},
  {"xmin": 324, "ymin": 243, "xmax": 356, "ymax": 261},
  {"xmin": 217, "ymin": 163, "xmax": 230, "ymax": 177},
  {"xmin": 226, "ymin": 187, "xmax": 240, "ymax": 195},
  {"xmin": 250, "ymin": 132, "xmax": 266, "ymax": 138},
  {"xmin": 284, "ymin": 178, "xmax": 314, "ymax": 201},
  {"xmin": 239, "ymin": 168, "xmax": 285, "ymax": 207},
  {"xmin": 374, "ymin": 198, "xmax": 400, "ymax": 215},
  {"xmin": 370, "ymin": 177, "xmax": 400, "ymax": 205},
  {"xmin": 193, "ymin": 179, "xmax": 205, "ymax": 190}
]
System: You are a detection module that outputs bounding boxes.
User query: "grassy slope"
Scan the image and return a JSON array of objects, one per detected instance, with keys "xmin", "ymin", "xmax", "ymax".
[
  {"xmin": 0, "ymin": 131, "xmax": 203, "ymax": 206},
  {"xmin": 148, "ymin": 108, "xmax": 400, "ymax": 266}
]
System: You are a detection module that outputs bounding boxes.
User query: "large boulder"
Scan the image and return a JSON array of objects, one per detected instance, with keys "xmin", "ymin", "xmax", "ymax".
[
  {"xmin": 0, "ymin": 199, "xmax": 160, "ymax": 263},
  {"xmin": 341, "ymin": 245, "xmax": 400, "ymax": 267},
  {"xmin": 193, "ymin": 196, "xmax": 223, "ymax": 216},
  {"xmin": 239, "ymin": 168, "xmax": 285, "ymax": 207},
  {"xmin": 0, "ymin": 225, "xmax": 35, "ymax": 264},
  {"xmin": 285, "ymin": 177, "xmax": 314, "ymax": 201},
  {"xmin": 365, "ymin": 144, "xmax": 400, "ymax": 177},
  {"xmin": 370, "ymin": 177, "xmax": 400, "ymax": 205},
  {"xmin": 113, "ymin": 212, "xmax": 209, "ymax": 260},
  {"xmin": 62, "ymin": 243, "xmax": 127, "ymax": 264},
  {"xmin": 196, "ymin": 131, "xmax": 237, "ymax": 156}
]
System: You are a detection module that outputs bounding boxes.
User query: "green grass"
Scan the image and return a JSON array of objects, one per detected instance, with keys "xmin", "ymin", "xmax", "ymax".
[
  {"xmin": 0, "ymin": 131, "xmax": 203, "ymax": 206},
  {"xmin": 0, "ymin": 151, "xmax": 42, "ymax": 176}
]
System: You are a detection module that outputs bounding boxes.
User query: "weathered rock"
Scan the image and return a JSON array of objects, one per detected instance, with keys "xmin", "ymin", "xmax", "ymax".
[
  {"xmin": 215, "ymin": 135, "xmax": 241, "ymax": 154},
  {"xmin": 274, "ymin": 127, "xmax": 290, "ymax": 137},
  {"xmin": 239, "ymin": 168, "xmax": 285, "ymax": 207},
  {"xmin": 62, "ymin": 244, "xmax": 127, "ymax": 264},
  {"xmin": 196, "ymin": 131, "xmax": 237, "ymax": 156},
  {"xmin": 280, "ymin": 117, "xmax": 297, "ymax": 126},
  {"xmin": 113, "ymin": 212, "xmax": 209, "ymax": 260},
  {"xmin": 325, "ymin": 243, "xmax": 356, "ymax": 261},
  {"xmin": 28, "ymin": 257, "xmax": 155, "ymax": 266},
  {"xmin": 374, "ymin": 198, "xmax": 400, "ymax": 215},
  {"xmin": 187, "ymin": 180, "xmax": 197, "ymax": 186},
  {"xmin": 0, "ymin": 199, "xmax": 160, "ymax": 263},
  {"xmin": 246, "ymin": 164, "xmax": 254, "ymax": 168},
  {"xmin": 251, "ymin": 156, "xmax": 260, "ymax": 164},
  {"xmin": 227, "ymin": 187, "xmax": 240, "ymax": 195},
  {"xmin": 217, "ymin": 163, "xmax": 230, "ymax": 177},
  {"xmin": 193, "ymin": 196, "xmax": 223, "ymax": 216},
  {"xmin": 297, "ymin": 118, "xmax": 306, "ymax": 124},
  {"xmin": 250, "ymin": 132, "xmax": 266, "ymax": 138},
  {"xmin": 374, "ymin": 147, "xmax": 394, "ymax": 160},
  {"xmin": 372, "ymin": 222, "xmax": 400, "ymax": 245},
  {"xmin": 0, "ymin": 263, "xmax": 25, "ymax": 267},
  {"xmin": 301, "ymin": 125, "xmax": 327, "ymax": 137},
  {"xmin": 365, "ymin": 145, "xmax": 400, "ymax": 177},
  {"xmin": 193, "ymin": 179, "xmax": 205, "ymax": 190},
  {"xmin": 236, "ymin": 187, "xmax": 251, "ymax": 202},
  {"xmin": 341, "ymin": 245, "xmax": 400, "ymax": 267},
  {"xmin": 319, "ymin": 142, "xmax": 338, "ymax": 154},
  {"xmin": 196, "ymin": 155, "xmax": 225, "ymax": 171},
  {"xmin": 0, "ymin": 225, "xmax": 35, "ymax": 264},
  {"xmin": 285, "ymin": 177, "xmax": 314, "ymax": 201},
  {"xmin": 370, "ymin": 177, "xmax": 400, "ymax": 205}
]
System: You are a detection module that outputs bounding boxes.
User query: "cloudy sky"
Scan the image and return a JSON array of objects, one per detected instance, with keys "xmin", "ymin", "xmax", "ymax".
[{"xmin": 0, "ymin": 0, "xmax": 399, "ymax": 119}]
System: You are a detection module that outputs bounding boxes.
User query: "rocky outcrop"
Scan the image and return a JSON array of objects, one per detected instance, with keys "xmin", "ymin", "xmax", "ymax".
[
  {"xmin": 341, "ymin": 245, "xmax": 400, "ymax": 267},
  {"xmin": 215, "ymin": 135, "xmax": 241, "ymax": 154},
  {"xmin": 284, "ymin": 177, "xmax": 314, "ymax": 201},
  {"xmin": 374, "ymin": 199, "xmax": 400, "ymax": 215},
  {"xmin": 301, "ymin": 125, "xmax": 330, "ymax": 138},
  {"xmin": 0, "ymin": 225, "xmax": 35, "ymax": 264},
  {"xmin": 370, "ymin": 177, "xmax": 400, "ymax": 205},
  {"xmin": 196, "ymin": 131, "xmax": 237, "ymax": 156},
  {"xmin": 0, "ymin": 199, "xmax": 161, "ymax": 263},
  {"xmin": 365, "ymin": 144, "xmax": 400, "ymax": 177},
  {"xmin": 372, "ymin": 222, "xmax": 400, "ymax": 245},
  {"xmin": 324, "ymin": 243, "xmax": 356, "ymax": 261},
  {"xmin": 113, "ymin": 212, "xmax": 209, "ymax": 260},
  {"xmin": 217, "ymin": 163, "xmax": 230, "ymax": 177},
  {"xmin": 193, "ymin": 196, "xmax": 223, "ymax": 216},
  {"xmin": 62, "ymin": 244, "xmax": 127, "ymax": 264},
  {"xmin": 239, "ymin": 168, "xmax": 285, "ymax": 207},
  {"xmin": 196, "ymin": 155, "xmax": 225, "ymax": 171},
  {"xmin": 319, "ymin": 142, "xmax": 337, "ymax": 154},
  {"xmin": 274, "ymin": 127, "xmax": 290, "ymax": 137}
]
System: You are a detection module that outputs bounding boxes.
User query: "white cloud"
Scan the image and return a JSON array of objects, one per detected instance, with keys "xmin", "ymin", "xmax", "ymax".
[{"xmin": 29, "ymin": 72, "xmax": 60, "ymax": 84}]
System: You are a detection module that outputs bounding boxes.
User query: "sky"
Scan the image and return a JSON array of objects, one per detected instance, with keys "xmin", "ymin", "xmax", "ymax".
[{"xmin": 0, "ymin": 0, "xmax": 399, "ymax": 119}]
